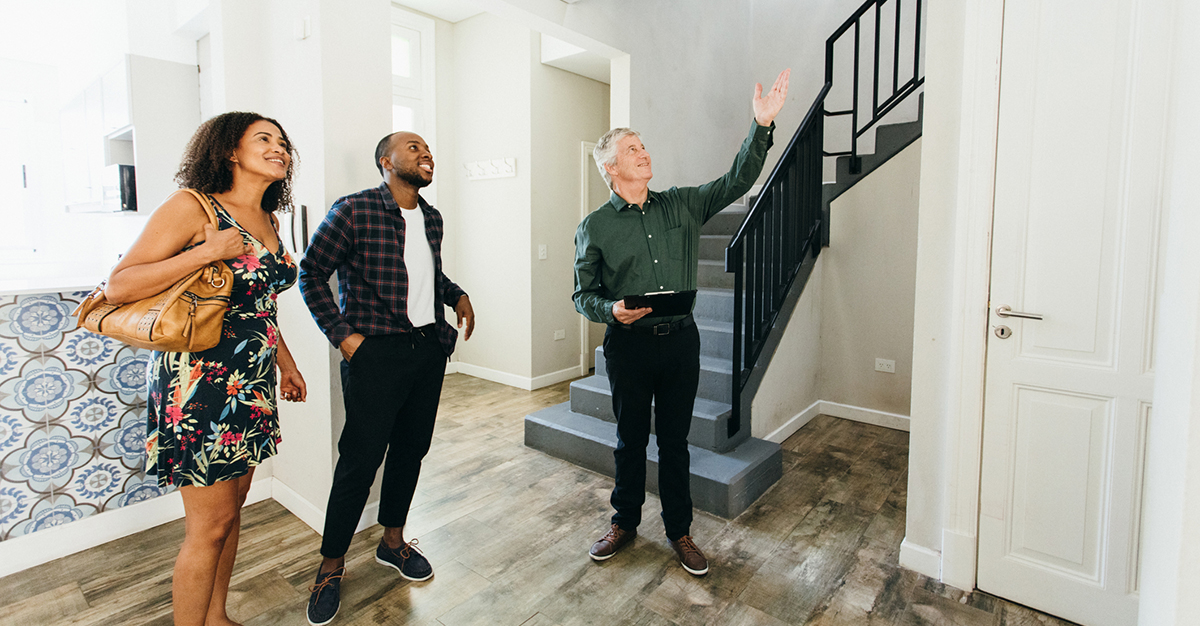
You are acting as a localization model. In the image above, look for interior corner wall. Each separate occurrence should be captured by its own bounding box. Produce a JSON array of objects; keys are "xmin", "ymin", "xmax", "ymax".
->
[
  {"xmin": 450, "ymin": 13, "xmax": 534, "ymax": 381},
  {"xmin": 751, "ymin": 256, "xmax": 824, "ymax": 439},
  {"xmin": 821, "ymin": 139, "xmax": 921, "ymax": 416},
  {"xmin": 529, "ymin": 37, "xmax": 610, "ymax": 382}
]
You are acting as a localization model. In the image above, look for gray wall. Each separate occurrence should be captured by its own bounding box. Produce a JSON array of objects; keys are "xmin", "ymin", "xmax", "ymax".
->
[{"xmin": 535, "ymin": 0, "xmax": 871, "ymax": 189}]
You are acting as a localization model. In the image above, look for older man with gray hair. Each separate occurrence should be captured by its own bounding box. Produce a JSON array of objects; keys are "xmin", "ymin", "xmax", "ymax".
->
[{"xmin": 573, "ymin": 69, "xmax": 790, "ymax": 575}]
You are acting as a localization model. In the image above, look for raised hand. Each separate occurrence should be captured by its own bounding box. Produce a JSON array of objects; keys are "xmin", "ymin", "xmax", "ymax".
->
[{"xmin": 753, "ymin": 68, "xmax": 791, "ymax": 127}]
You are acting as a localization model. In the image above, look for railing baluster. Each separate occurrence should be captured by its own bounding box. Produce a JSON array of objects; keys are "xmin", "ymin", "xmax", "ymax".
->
[
  {"xmin": 873, "ymin": 0, "xmax": 881, "ymax": 116},
  {"xmin": 729, "ymin": 241, "xmax": 743, "ymax": 437},
  {"xmin": 894, "ymin": 0, "xmax": 902, "ymax": 96},
  {"xmin": 852, "ymin": 18, "xmax": 861, "ymax": 173},
  {"xmin": 914, "ymin": 0, "xmax": 922, "ymax": 82}
]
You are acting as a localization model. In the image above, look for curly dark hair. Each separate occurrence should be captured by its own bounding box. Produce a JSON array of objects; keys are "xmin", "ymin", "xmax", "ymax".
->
[{"xmin": 174, "ymin": 111, "xmax": 296, "ymax": 213}]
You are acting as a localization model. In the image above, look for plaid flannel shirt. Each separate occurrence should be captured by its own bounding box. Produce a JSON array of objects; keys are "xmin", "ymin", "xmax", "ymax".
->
[{"xmin": 299, "ymin": 183, "xmax": 467, "ymax": 357}]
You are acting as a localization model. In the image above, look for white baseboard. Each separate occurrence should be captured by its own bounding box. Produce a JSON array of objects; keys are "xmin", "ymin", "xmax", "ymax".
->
[
  {"xmin": 763, "ymin": 400, "xmax": 823, "ymax": 443},
  {"xmin": 530, "ymin": 365, "xmax": 583, "ymax": 390},
  {"xmin": 356, "ymin": 501, "xmax": 381, "ymax": 534},
  {"xmin": 940, "ymin": 529, "xmax": 978, "ymax": 590},
  {"xmin": 899, "ymin": 537, "xmax": 942, "ymax": 579},
  {"xmin": 444, "ymin": 361, "xmax": 460, "ymax": 375},
  {"xmin": 271, "ymin": 478, "xmax": 380, "ymax": 537},
  {"xmin": 455, "ymin": 363, "xmax": 533, "ymax": 390},
  {"xmin": 270, "ymin": 478, "xmax": 326, "ymax": 534},
  {"xmin": 820, "ymin": 401, "xmax": 911, "ymax": 432},
  {"xmin": 762, "ymin": 400, "xmax": 910, "ymax": 444},
  {"xmin": 455, "ymin": 362, "xmax": 577, "ymax": 391},
  {"xmin": 0, "ymin": 477, "xmax": 272, "ymax": 578}
]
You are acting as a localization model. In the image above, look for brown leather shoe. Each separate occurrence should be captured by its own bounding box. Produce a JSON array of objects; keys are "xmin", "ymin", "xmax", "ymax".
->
[
  {"xmin": 670, "ymin": 535, "xmax": 709, "ymax": 575},
  {"xmin": 589, "ymin": 524, "xmax": 636, "ymax": 561}
]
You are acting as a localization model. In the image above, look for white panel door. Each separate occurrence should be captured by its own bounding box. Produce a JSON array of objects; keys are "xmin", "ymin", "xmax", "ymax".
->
[{"xmin": 977, "ymin": 1, "xmax": 1164, "ymax": 625}]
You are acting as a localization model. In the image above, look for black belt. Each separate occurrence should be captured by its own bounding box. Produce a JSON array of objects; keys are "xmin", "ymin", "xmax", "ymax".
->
[{"xmin": 610, "ymin": 315, "xmax": 695, "ymax": 336}]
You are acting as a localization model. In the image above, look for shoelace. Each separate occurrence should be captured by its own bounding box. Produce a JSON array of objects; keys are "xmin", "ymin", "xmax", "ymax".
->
[
  {"xmin": 308, "ymin": 567, "xmax": 345, "ymax": 599},
  {"xmin": 676, "ymin": 536, "xmax": 701, "ymax": 555},
  {"xmin": 384, "ymin": 538, "xmax": 419, "ymax": 559},
  {"xmin": 602, "ymin": 525, "xmax": 624, "ymax": 543}
]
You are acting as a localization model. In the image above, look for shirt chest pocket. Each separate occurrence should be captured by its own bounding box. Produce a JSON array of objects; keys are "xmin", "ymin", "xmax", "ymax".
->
[{"xmin": 665, "ymin": 225, "xmax": 685, "ymax": 261}]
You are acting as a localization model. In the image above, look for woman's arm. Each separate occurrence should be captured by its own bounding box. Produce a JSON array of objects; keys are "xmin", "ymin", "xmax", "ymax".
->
[
  {"xmin": 276, "ymin": 334, "xmax": 307, "ymax": 402},
  {"xmin": 104, "ymin": 191, "xmax": 248, "ymax": 304}
]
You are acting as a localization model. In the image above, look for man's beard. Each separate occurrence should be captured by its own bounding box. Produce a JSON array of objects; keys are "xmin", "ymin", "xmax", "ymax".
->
[{"xmin": 393, "ymin": 163, "xmax": 431, "ymax": 189}]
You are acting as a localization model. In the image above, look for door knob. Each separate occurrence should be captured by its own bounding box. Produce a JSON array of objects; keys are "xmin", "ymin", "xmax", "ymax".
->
[{"xmin": 996, "ymin": 305, "xmax": 1043, "ymax": 320}]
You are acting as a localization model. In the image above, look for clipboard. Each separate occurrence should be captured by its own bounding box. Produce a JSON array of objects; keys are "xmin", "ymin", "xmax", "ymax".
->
[{"xmin": 622, "ymin": 290, "xmax": 697, "ymax": 317}]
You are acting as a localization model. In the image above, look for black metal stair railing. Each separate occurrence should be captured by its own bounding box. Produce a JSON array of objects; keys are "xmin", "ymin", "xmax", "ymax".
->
[{"xmin": 724, "ymin": 0, "xmax": 924, "ymax": 437}]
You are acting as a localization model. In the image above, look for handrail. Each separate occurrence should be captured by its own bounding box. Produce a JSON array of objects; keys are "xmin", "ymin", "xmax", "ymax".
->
[
  {"xmin": 723, "ymin": 0, "xmax": 924, "ymax": 437},
  {"xmin": 728, "ymin": 83, "xmax": 830, "ymax": 245}
]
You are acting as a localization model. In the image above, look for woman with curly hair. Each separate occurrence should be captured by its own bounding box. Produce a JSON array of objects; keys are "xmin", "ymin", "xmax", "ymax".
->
[{"xmin": 106, "ymin": 112, "xmax": 307, "ymax": 626}]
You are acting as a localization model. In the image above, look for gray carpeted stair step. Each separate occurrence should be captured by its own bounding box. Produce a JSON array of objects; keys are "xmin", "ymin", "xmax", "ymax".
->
[
  {"xmin": 567, "ymin": 374, "xmax": 742, "ymax": 452},
  {"xmin": 694, "ymin": 288, "xmax": 735, "ymax": 324},
  {"xmin": 698, "ymin": 260, "xmax": 734, "ymax": 290},
  {"xmin": 592, "ymin": 349, "xmax": 732, "ymax": 404},
  {"xmin": 524, "ymin": 403, "xmax": 783, "ymax": 518},
  {"xmin": 700, "ymin": 234, "xmax": 729, "ymax": 262},
  {"xmin": 696, "ymin": 318, "xmax": 733, "ymax": 360},
  {"xmin": 700, "ymin": 207, "xmax": 748, "ymax": 236}
]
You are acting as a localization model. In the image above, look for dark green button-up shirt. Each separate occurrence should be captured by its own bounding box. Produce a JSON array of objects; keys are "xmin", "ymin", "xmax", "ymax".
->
[{"xmin": 573, "ymin": 120, "xmax": 775, "ymax": 325}]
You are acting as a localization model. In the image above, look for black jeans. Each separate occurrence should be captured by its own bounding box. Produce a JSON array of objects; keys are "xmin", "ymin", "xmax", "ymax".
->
[
  {"xmin": 319, "ymin": 329, "xmax": 446, "ymax": 559},
  {"xmin": 603, "ymin": 323, "xmax": 701, "ymax": 541}
]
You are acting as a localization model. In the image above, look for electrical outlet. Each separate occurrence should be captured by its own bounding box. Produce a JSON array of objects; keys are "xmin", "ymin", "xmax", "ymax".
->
[
  {"xmin": 538, "ymin": 244, "xmax": 548, "ymax": 260},
  {"xmin": 553, "ymin": 329, "xmax": 565, "ymax": 341},
  {"xmin": 875, "ymin": 358, "xmax": 896, "ymax": 374}
]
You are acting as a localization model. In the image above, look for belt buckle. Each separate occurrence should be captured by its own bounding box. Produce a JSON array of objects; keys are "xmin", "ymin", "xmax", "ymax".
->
[{"xmin": 653, "ymin": 322, "xmax": 671, "ymax": 336}]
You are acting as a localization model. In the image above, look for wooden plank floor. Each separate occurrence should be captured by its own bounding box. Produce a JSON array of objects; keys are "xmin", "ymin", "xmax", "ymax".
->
[{"xmin": 0, "ymin": 374, "xmax": 1080, "ymax": 626}]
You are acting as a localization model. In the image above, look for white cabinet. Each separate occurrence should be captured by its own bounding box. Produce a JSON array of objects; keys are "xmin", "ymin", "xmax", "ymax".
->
[{"xmin": 63, "ymin": 54, "xmax": 200, "ymax": 213}]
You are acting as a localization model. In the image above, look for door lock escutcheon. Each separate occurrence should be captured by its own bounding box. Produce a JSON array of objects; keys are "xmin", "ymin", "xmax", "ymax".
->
[{"xmin": 994, "ymin": 325, "xmax": 1012, "ymax": 339}]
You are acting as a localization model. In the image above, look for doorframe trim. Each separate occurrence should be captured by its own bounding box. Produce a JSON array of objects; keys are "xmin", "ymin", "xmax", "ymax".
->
[
  {"xmin": 578, "ymin": 140, "xmax": 599, "ymax": 376},
  {"xmin": 936, "ymin": 0, "xmax": 1006, "ymax": 592}
]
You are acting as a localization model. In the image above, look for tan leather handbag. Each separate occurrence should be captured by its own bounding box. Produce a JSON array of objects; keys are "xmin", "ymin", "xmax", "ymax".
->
[{"xmin": 73, "ymin": 189, "xmax": 235, "ymax": 352}]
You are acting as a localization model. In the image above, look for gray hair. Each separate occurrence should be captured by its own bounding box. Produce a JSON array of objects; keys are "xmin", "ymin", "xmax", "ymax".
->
[{"xmin": 593, "ymin": 127, "xmax": 640, "ymax": 190}]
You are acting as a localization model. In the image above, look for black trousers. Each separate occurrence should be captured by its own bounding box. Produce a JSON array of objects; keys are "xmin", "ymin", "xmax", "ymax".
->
[
  {"xmin": 603, "ymin": 323, "xmax": 701, "ymax": 541},
  {"xmin": 319, "ymin": 329, "xmax": 446, "ymax": 559}
]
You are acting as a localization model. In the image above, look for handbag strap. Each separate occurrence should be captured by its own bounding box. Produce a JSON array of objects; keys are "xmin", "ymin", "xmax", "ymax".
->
[{"xmin": 180, "ymin": 188, "xmax": 222, "ymax": 229}]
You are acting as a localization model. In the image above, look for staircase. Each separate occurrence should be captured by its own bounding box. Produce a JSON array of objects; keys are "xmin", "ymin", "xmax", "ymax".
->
[
  {"xmin": 524, "ymin": 199, "xmax": 783, "ymax": 519},
  {"xmin": 525, "ymin": 0, "xmax": 924, "ymax": 520}
]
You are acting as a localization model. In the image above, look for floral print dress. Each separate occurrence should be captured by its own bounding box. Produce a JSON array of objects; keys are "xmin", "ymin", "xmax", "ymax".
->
[{"xmin": 145, "ymin": 197, "xmax": 297, "ymax": 488}]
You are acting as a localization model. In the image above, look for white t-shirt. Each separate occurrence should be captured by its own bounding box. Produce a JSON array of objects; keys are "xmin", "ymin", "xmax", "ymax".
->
[{"xmin": 400, "ymin": 207, "xmax": 436, "ymax": 327}]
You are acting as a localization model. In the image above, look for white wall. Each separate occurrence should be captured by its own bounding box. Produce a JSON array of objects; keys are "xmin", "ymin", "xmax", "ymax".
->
[
  {"xmin": 433, "ymin": 17, "xmax": 461, "ymax": 315},
  {"xmin": 752, "ymin": 257, "xmax": 824, "ymax": 440},
  {"xmin": 529, "ymin": 38, "xmax": 609, "ymax": 382},
  {"xmin": 0, "ymin": 0, "xmax": 199, "ymax": 286},
  {"xmin": 1138, "ymin": 1, "xmax": 1200, "ymax": 622},
  {"xmin": 822, "ymin": 139, "xmax": 921, "ymax": 415},
  {"xmin": 749, "ymin": 138, "xmax": 921, "ymax": 442},
  {"xmin": 449, "ymin": 13, "xmax": 535, "ymax": 382},
  {"xmin": 202, "ymin": 0, "xmax": 392, "ymax": 529}
]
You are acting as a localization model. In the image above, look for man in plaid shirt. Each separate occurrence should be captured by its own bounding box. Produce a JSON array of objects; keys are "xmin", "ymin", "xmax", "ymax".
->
[{"xmin": 299, "ymin": 131, "xmax": 474, "ymax": 625}]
